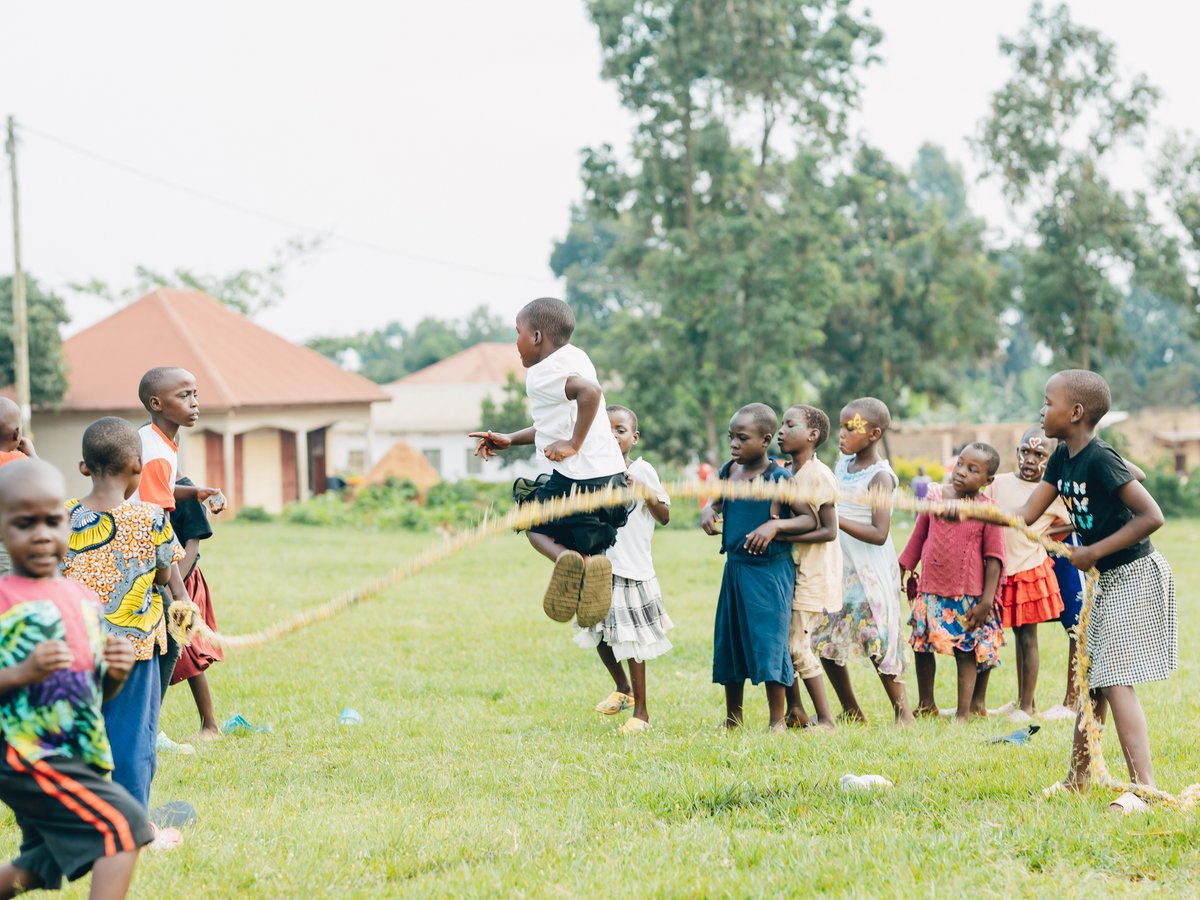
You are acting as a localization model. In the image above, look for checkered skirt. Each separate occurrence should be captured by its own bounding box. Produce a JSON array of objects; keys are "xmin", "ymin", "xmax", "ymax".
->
[
  {"xmin": 573, "ymin": 575, "xmax": 674, "ymax": 662},
  {"xmin": 1087, "ymin": 552, "xmax": 1177, "ymax": 689}
]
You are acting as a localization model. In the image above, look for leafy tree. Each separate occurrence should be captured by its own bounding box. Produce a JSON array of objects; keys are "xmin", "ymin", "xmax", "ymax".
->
[
  {"xmin": 0, "ymin": 275, "xmax": 69, "ymax": 407},
  {"xmin": 478, "ymin": 373, "xmax": 530, "ymax": 436}
]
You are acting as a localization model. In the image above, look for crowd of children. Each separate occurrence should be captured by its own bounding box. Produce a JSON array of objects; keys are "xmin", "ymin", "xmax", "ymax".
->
[{"xmin": 476, "ymin": 297, "xmax": 1178, "ymax": 818}]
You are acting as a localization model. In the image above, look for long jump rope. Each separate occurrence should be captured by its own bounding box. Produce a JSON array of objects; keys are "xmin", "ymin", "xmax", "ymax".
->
[{"xmin": 163, "ymin": 479, "xmax": 1200, "ymax": 809}]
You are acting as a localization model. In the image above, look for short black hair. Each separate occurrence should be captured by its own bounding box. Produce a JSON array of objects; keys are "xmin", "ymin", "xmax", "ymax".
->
[
  {"xmin": 606, "ymin": 404, "xmax": 638, "ymax": 432},
  {"xmin": 517, "ymin": 297, "xmax": 575, "ymax": 347},
  {"xmin": 844, "ymin": 397, "xmax": 891, "ymax": 432},
  {"xmin": 1019, "ymin": 425, "xmax": 1056, "ymax": 452},
  {"xmin": 963, "ymin": 441, "xmax": 1001, "ymax": 477},
  {"xmin": 1054, "ymin": 369, "xmax": 1111, "ymax": 426},
  {"xmin": 82, "ymin": 417, "xmax": 141, "ymax": 477},
  {"xmin": 732, "ymin": 403, "xmax": 778, "ymax": 438},
  {"xmin": 787, "ymin": 404, "xmax": 830, "ymax": 448},
  {"xmin": 138, "ymin": 366, "xmax": 190, "ymax": 411}
]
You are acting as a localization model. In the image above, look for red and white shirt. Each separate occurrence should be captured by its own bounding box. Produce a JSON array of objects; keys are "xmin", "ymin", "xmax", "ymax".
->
[{"xmin": 131, "ymin": 423, "xmax": 177, "ymax": 511}]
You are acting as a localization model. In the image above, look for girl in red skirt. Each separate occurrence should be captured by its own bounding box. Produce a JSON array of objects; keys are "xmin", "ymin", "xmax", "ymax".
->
[
  {"xmin": 170, "ymin": 476, "xmax": 224, "ymax": 740},
  {"xmin": 985, "ymin": 428, "xmax": 1070, "ymax": 720}
]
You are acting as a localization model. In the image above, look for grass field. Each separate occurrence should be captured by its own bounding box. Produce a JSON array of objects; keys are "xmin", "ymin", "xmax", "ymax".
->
[{"xmin": 10, "ymin": 517, "xmax": 1199, "ymax": 896}]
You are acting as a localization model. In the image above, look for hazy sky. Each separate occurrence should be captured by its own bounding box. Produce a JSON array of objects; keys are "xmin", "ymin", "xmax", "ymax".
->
[{"xmin": 1, "ymin": 1, "xmax": 1195, "ymax": 344}]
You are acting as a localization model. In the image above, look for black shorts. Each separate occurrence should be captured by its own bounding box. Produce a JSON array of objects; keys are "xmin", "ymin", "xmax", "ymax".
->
[
  {"xmin": 0, "ymin": 744, "xmax": 152, "ymax": 889},
  {"xmin": 513, "ymin": 471, "xmax": 630, "ymax": 557}
]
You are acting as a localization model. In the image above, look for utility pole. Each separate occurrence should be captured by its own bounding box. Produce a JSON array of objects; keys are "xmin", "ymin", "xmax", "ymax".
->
[{"xmin": 5, "ymin": 116, "xmax": 31, "ymax": 438}]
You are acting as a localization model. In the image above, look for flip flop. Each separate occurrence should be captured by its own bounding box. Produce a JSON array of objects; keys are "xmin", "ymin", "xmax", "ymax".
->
[
  {"xmin": 221, "ymin": 714, "xmax": 273, "ymax": 735},
  {"xmin": 543, "ymin": 551, "xmax": 585, "ymax": 622},
  {"xmin": 150, "ymin": 800, "xmax": 198, "ymax": 829},
  {"xmin": 1109, "ymin": 791, "xmax": 1150, "ymax": 814},
  {"xmin": 595, "ymin": 691, "xmax": 634, "ymax": 715},
  {"xmin": 575, "ymin": 555, "xmax": 613, "ymax": 627},
  {"xmin": 617, "ymin": 717, "xmax": 650, "ymax": 736}
]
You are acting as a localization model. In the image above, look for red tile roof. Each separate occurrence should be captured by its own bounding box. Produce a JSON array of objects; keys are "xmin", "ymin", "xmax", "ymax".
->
[
  {"xmin": 59, "ymin": 289, "xmax": 389, "ymax": 411},
  {"xmin": 392, "ymin": 342, "xmax": 525, "ymax": 386}
]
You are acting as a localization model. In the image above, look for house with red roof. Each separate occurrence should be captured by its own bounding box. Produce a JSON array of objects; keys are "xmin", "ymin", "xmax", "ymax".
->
[{"xmin": 31, "ymin": 289, "xmax": 388, "ymax": 513}]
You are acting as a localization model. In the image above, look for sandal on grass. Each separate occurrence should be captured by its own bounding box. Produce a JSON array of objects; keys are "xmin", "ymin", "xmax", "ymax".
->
[
  {"xmin": 1109, "ymin": 791, "xmax": 1150, "ymax": 814},
  {"xmin": 575, "ymin": 555, "xmax": 613, "ymax": 627},
  {"xmin": 618, "ymin": 717, "xmax": 650, "ymax": 736},
  {"xmin": 543, "ymin": 551, "xmax": 585, "ymax": 622},
  {"xmin": 148, "ymin": 825, "xmax": 184, "ymax": 852},
  {"xmin": 595, "ymin": 691, "xmax": 634, "ymax": 715}
]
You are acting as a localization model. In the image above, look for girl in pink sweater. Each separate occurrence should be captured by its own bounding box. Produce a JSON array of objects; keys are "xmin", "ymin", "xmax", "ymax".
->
[{"xmin": 899, "ymin": 443, "xmax": 1007, "ymax": 722}]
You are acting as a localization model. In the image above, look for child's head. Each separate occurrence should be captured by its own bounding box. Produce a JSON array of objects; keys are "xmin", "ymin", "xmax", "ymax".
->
[
  {"xmin": 728, "ymin": 403, "xmax": 777, "ymax": 464},
  {"xmin": 0, "ymin": 459, "xmax": 68, "ymax": 578},
  {"xmin": 0, "ymin": 397, "xmax": 21, "ymax": 452},
  {"xmin": 779, "ymin": 404, "xmax": 830, "ymax": 456},
  {"xmin": 837, "ymin": 397, "xmax": 890, "ymax": 456},
  {"xmin": 81, "ymin": 417, "xmax": 143, "ymax": 498},
  {"xmin": 951, "ymin": 441, "xmax": 1000, "ymax": 497},
  {"xmin": 1041, "ymin": 369, "xmax": 1110, "ymax": 439},
  {"xmin": 515, "ymin": 298, "xmax": 575, "ymax": 367},
  {"xmin": 1016, "ymin": 425, "xmax": 1055, "ymax": 483},
  {"xmin": 138, "ymin": 367, "xmax": 200, "ymax": 428},
  {"xmin": 607, "ymin": 405, "xmax": 639, "ymax": 457}
]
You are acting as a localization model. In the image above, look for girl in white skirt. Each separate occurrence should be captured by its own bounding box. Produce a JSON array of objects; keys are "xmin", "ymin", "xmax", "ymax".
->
[
  {"xmin": 574, "ymin": 406, "xmax": 672, "ymax": 735},
  {"xmin": 1022, "ymin": 370, "xmax": 1177, "ymax": 814}
]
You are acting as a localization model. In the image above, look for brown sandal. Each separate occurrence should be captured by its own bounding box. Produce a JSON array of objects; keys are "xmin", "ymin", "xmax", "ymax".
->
[
  {"xmin": 576, "ymin": 555, "xmax": 614, "ymax": 627},
  {"xmin": 543, "ymin": 552, "xmax": 584, "ymax": 622}
]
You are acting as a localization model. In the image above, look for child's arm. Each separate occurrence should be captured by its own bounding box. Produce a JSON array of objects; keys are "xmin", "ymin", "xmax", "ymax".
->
[
  {"xmin": 1068, "ymin": 480, "xmax": 1164, "ymax": 572},
  {"xmin": 897, "ymin": 513, "xmax": 930, "ymax": 581},
  {"xmin": 1122, "ymin": 458, "xmax": 1147, "ymax": 483},
  {"xmin": 469, "ymin": 427, "xmax": 536, "ymax": 461},
  {"xmin": 0, "ymin": 640, "xmax": 73, "ymax": 693},
  {"xmin": 173, "ymin": 483, "xmax": 223, "ymax": 514},
  {"xmin": 15, "ymin": 436, "xmax": 35, "ymax": 458},
  {"xmin": 626, "ymin": 470, "xmax": 669, "ymax": 525},
  {"xmin": 700, "ymin": 502, "xmax": 721, "ymax": 535},
  {"xmin": 1018, "ymin": 481, "xmax": 1060, "ymax": 526},
  {"xmin": 101, "ymin": 635, "xmax": 135, "ymax": 701},
  {"xmin": 839, "ymin": 471, "xmax": 893, "ymax": 546},
  {"xmin": 744, "ymin": 509, "xmax": 817, "ymax": 555},
  {"xmin": 778, "ymin": 502, "xmax": 837, "ymax": 544},
  {"xmin": 965, "ymin": 557, "xmax": 1003, "ymax": 630},
  {"xmin": 541, "ymin": 375, "xmax": 602, "ymax": 462},
  {"xmin": 179, "ymin": 538, "xmax": 201, "ymax": 578}
]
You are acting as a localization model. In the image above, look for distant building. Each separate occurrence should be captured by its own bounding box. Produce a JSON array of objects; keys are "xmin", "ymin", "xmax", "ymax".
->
[
  {"xmin": 27, "ymin": 289, "xmax": 388, "ymax": 513},
  {"xmin": 330, "ymin": 342, "xmax": 543, "ymax": 482}
]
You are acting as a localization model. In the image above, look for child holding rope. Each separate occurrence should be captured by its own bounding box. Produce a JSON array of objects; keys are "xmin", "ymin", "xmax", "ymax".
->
[
  {"xmin": 1024, "ymin": 370, "xmax": 1176, "ymax": 814},
  {"xmin": 703, "ymin": 404, "xmax": 814, "ymax": 732},
  {"xmin": 574, "ymin": 406, "xmax": 672, "ymax": 735},
  {"xmin": 900, "ymin": 443, "xmax": 1006, "ymax": 722},
  {"xmin": 471, "ymin": 298, "xmax": 628, "ymax": 629},
  {"xmin": 810, "ymin": 398, "xmax": 913, "ymax": 726},
  {"xmin": 984, "ymin": 427, "xmax": 1069, "ymax": 722}
]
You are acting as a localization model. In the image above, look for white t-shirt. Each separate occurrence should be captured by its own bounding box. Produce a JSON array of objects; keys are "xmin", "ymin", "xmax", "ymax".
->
[
  {"xmin": 130, "ymin": 423, "xmax": 178, "ymax": 511},
  {"xmin": 608, "ymin": 458, "xmax": 669, "ymax": 581},
  {"xmin": 525, "ymin": 344, "xmax": 625, "ymax": 480}
]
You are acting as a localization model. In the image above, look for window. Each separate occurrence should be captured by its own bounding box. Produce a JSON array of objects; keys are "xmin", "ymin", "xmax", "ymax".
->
[
  {"xmin": 348, "ymin": 450, "xmax": 366, "ymax": 473},
  {"xmin": 466, "ymin": 448, "xmax": 483, "ymax": 475},
  {"xmin": 422, "ymin": 448, "xmax": 442, "ymax": 474}
]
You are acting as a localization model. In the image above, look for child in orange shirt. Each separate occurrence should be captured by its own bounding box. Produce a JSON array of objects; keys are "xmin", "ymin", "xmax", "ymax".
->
[{"xmin": 0, "ymin": 398, "xmax": 37, "ymax": 577}]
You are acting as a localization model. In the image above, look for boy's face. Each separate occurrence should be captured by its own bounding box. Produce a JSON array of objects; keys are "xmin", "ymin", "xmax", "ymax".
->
[
  {"xmin": 728, "ymin": 413, "xmax": 771, "ymax": 464},
  {"xmin": 514, "ymin": 316, "xmax": 542, "ymax": 368},
  {"xmin": 0, "ymin": 407, "xmax": 20, "ymax": 453},
  {"xmin": 778, "ymin": 408, "xmax": 816, "ymax": 455},
  {"xmin": 1016, "ymin": 434, "xmax": 1052, "ymax": 483},
  {"xmin": 150, "ymin": 371, "xmax": 200, "ymax": 428},
  {"xmin": 1040, "ymin": 376, "xmax": 1077, "ymax": 439},
  {"xmin": 952, "ymin": 448, "xmax": 994, "ymax": 496},
  {"xmin": 608, "ymin": 412, "xmax": 638, "ymax": 456},
  {"xmin": 1, "ymin": 478, "xmax": 68, "ymax": 578},
  {"xmin": 838, "ymin": 406, "xmax": 878, "ymax": 455}
]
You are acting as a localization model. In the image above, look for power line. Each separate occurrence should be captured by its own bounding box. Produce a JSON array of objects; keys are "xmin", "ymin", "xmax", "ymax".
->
[{"xmin": 14, "ymin": 122, "xmax": 559, "ymax": 285}]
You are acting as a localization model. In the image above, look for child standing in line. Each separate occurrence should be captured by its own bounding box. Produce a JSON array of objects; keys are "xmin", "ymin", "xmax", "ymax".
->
[
  {"xmin": 810, "ymin": 398, "xmax": 913, "ymax": 726},
  {"xmin": 985, "ymin": 427, "xmax": 1069, "ymax": 722},
  {"xmin": 168, "ymin": 476, "xmax": 224, "ymax": 741},
  {"xmin": 773, "ymin": 404, "xmax": 840, "ymax": 730},
  {"xmin": 60, "ymin": 418, "xmax": 186, "ymax": 848},
  {"xmin": 574, "ymin": 406, "xmax": 672, "ymax": 735},
  {"xmin": 0, "ymin": 398, "xmax": 37, "ymax": 578},
  {"xmin": 0, "ymin": 459, "xmax": 151, "ymax": 897},
  {"xmin": 1022, "ymin": 370, "xmax": 1175, "ymax": 814},
  {"xmin": 703, "ymin": 404, "xmax": 814, "ymax": 732},
  {"xmin": 900, "ymin": 443, "xmax": 1007, "ymax": 722},
  {"xmin": 470, "ymin": 298, "xmax": 628, "ymax": 629}
]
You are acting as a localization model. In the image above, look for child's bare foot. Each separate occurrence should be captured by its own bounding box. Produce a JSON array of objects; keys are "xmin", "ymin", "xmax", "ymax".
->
[
  {"xmin": 894, "ymin": 711, "xmax": 915, "ymax": 728},
  {"xmin": 186, "ymin": 725, "xmax": 221, "ymax": 743},
  {"xmin": 1043, "ymin": 772, "xmax": 1090, "ymax": 798},
  {"xmin": 836, "ymin": 707, "xmax": 868, "ymax": 725},
  {"xmin": 913, "ymin": 704, "xmax": 940, "ymax": 719},
  {"xmin": 768, "ymin": 720, "xmax": 786, "ymax": 735},
  {"xmin": 784, "ymin": 709, "xmax": 810, "ymax": 729}
]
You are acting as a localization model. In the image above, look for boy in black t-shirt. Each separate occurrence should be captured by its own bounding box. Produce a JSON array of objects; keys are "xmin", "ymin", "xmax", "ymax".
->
[{"xmin": 1020, "ymin": 370, "xmax": 1176, "ymax": 813}]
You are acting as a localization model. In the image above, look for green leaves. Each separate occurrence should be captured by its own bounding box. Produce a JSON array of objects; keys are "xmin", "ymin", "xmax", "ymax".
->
[{"xmin": 0, "ymin": 275, "xmax": 69, "ymax": 408}]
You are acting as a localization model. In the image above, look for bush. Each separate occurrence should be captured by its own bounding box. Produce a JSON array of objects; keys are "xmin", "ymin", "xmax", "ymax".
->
[
  {"xmin": 280, "ymin": 478, "xmax": 514, "ymax": 531},
  {"xmin": 1141, "ymin": 467, "xmax": 1200, "ymax": 518},
  {"xmin": 235, "ymin": 505, "xmax": 273, "ymax": 523},
  {"xmin": 890, "ymin": 456, "xmax": 945, "ymax": 488}
]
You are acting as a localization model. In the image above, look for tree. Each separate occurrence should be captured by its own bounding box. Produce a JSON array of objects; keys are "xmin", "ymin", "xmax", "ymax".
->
[
  {"xmin": 73, "ymin": 235, "xmax": 323, "ymax": 317},
  {"xmin": 0, "ymin": 275, "xmax": 69, "ymax": 407},
  {"xmin": 478, "ymin": 373, "xmax": 530, "ymax": 436}
]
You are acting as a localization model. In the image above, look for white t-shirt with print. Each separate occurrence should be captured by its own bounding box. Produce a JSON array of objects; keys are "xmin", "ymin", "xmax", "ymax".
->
[
  {"xmin": 525, "ymin": 344, "xmax": 625, "ymax": 480},
  {"xmin": 607, "ymin": 458, "xmax": 669, "ymax": 581}
]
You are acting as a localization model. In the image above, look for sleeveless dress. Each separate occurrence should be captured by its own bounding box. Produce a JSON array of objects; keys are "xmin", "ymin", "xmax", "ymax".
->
[{"xmin": 810, "ymin": 456, "xmax": 906, "ymax": 678}]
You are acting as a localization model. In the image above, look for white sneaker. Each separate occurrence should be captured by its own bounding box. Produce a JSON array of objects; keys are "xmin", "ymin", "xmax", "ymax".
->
[
  {"xmin": 1041, "ymin": 704, "xmax": 1077, "ymax": 721},
  {"xmin": 989, "ymin": 700, "xmax": 1018, "ymax": 717},
  {"xmin": 156, "ymin": 731, "xmax": 196, "ymax": 755},
  {"xmin": 1008, "ymin": 709, "xmax": 1033, "ymax": 724}
]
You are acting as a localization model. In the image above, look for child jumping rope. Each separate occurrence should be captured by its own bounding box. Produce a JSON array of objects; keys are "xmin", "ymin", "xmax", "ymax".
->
[
  {"xmin": 471, "ymin": 298, "xmax": 628, "ymax": 629},
  {"xmin": 574, "ymin": 406, "xmax": 672, "ymax": 735},
  {"xmin": 810, "ymin": 398, "xmax": 913, "ymax": 726},
  {"xmin": 900, "ymin": 442, "xmax": 1006, "ymax": 722},
  {"xmin": 702, "ymin": 404, "xmax": 814, "ymax": 733},
  {"xmin": 1023, "ymin": 370, "xmax": 1175, "ymax": 814},
  {"xmin": 985, "ymin": 427, "xmax": 1069, "ymax": 721}
]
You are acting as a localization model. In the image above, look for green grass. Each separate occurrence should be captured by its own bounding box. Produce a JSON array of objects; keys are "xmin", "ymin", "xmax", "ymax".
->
[{"xmin": 11, "ymin": 519, "xmax": 1200, "ymax": 896}]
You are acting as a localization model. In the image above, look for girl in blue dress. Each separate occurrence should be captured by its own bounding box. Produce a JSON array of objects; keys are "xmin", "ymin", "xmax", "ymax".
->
[{"xmin": 702, "ymin": 404, "xmax": 815, "ymax": 732}]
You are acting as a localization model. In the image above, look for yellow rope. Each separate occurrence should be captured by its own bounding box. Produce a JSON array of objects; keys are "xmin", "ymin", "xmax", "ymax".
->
[{"xmin": 165, "ymin": 478, "xmax": 1196, "ymax": 808}]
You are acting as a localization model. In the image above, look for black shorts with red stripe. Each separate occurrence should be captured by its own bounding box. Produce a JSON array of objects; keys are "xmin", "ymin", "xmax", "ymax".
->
[{"xmin": 0, "ymin": 743, "xmax": 152, "ymax": 889}]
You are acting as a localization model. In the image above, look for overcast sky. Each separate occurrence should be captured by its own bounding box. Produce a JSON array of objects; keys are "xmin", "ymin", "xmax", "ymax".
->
[{"xmin": 1, "ymin": 1, "xmax": 1195, "ymax": 344}]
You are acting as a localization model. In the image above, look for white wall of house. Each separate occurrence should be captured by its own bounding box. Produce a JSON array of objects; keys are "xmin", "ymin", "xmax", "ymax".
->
[{"xmin": 242, "ymin": 428, "xmax": 283, "ymax": 512}]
